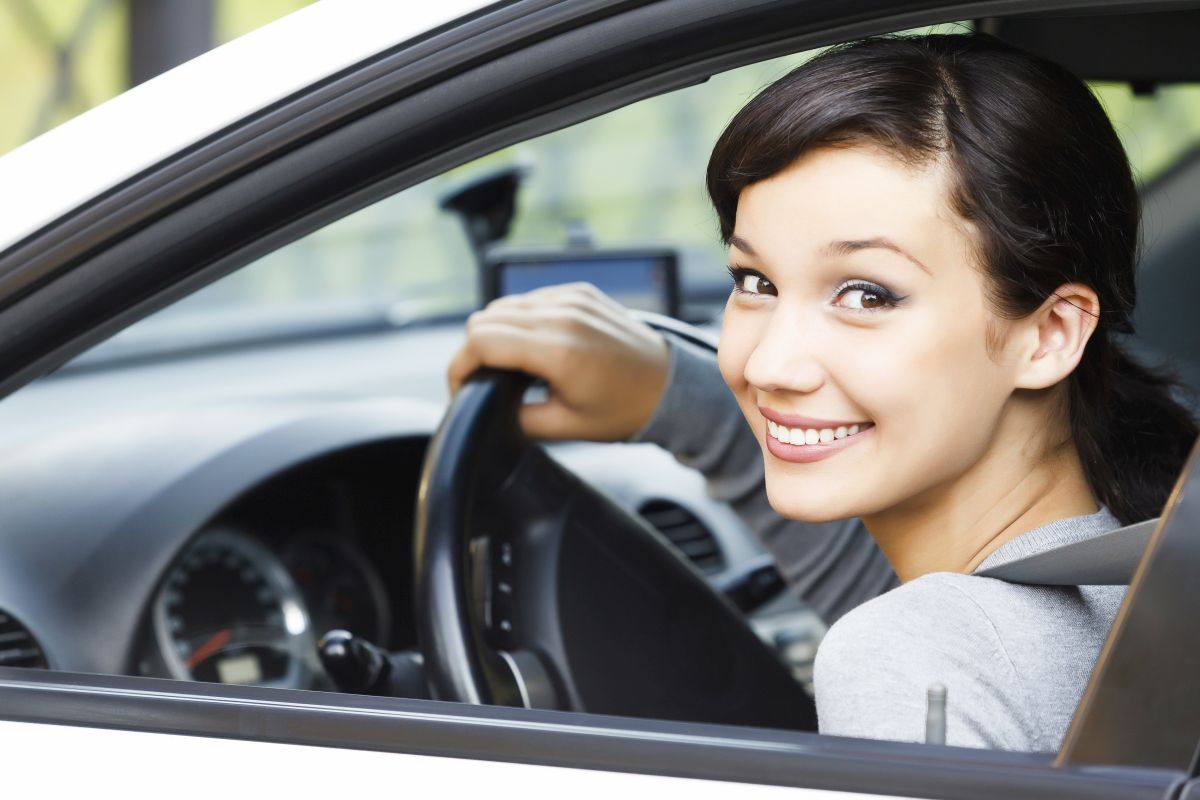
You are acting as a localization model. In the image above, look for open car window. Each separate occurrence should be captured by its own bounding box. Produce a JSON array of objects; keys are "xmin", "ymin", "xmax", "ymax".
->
[
  {"xmin": 1, "ymin": 3, "xmax": 1199, "ymax": 797},
  {"xmin": 68, "ymin": 28, "xmax": 1200, "ymax": 373},
  {"xmin": 72, "ymin": 23, "xmax": 981, "ymax": 367}
]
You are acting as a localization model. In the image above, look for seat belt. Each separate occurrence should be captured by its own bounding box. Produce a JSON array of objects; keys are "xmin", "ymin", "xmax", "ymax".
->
[{"xmin": 975, "ymin": 517, "xmax": 1159, "ymax": 585}]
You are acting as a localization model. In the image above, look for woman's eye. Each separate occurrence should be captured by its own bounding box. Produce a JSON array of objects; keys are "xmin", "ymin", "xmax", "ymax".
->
[
  {"xmin": 727, "ymin": 266, "xmax": 776, "ymax": 297},
  {"xmin": 832, "ymin": 280, "xmax": 903, "ymax": 311}
]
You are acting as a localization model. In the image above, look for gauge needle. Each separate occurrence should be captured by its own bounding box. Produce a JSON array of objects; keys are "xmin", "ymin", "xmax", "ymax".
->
[{"xmin": 186, "ymin": 628, "xmax": 232, "ymax": 669}]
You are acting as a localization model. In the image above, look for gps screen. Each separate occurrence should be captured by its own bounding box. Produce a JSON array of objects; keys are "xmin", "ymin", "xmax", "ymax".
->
[{"xmin": 492, "ymin": 253, "xmax": 676, "ymax": 315}]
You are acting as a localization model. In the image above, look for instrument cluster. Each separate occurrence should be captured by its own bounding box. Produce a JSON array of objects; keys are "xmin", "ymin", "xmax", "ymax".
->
[
  {"xmin": 136, "ymin": 439, "xmax": 423, "ymax": 689},
  {"xmin": 149, "ymin": 526, "xmax": 392, "ymax": 690}
]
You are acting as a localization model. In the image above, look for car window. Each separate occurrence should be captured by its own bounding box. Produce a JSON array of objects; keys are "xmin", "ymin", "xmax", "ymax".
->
[
  {"xmin": 74, "ymin": 27, "xmax": 1200, "ymax": 369},
  {"xmin": 6, "ymin": 13, "xmax": 1197, "ymax": 779},
  {"xmin": 78, "ymin": 23, "xmax": 988, "ymax": 364},
  {"xmin": 1093, "ymin": 81, "xmax": 1200, "ymax": 182}
]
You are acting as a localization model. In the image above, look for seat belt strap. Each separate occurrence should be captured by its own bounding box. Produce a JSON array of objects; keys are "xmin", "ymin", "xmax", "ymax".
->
[{"xmin": 975, "ymin": 517, "xmax": 1158, "ymax": 585}]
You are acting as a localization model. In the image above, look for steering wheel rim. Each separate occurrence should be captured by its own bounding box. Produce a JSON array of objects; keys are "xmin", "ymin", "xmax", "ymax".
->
[
  {"xmin": 414, "ymin": 315, "xmax": 816, "ymax": 728},
  {"xmin": 413, "ymin": 365, "xmax": 531, "ymax": 703}
]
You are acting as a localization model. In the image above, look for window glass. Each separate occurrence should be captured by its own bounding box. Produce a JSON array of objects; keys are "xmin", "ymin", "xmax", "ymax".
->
[
  {"xmin": 76, "ymin": 22, "xmax": 1200, "ymax": 369},
  {"xmin": 1093, "ymin": 82, "xmax": 1200, "ymax": 183},
  {"xmin": 89, "ymin": 24, "xmax": 977, "ymax": 360}
]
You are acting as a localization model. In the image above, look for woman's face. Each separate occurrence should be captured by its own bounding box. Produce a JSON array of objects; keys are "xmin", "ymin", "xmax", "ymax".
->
[{"xmin": 718, "ymin": 143, "xmax": 1022, "ymax": 523}]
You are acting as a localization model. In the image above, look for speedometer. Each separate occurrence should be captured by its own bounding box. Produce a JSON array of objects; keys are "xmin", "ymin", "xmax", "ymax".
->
[{"xmin": 153, "ymin": 529, "xmax": 316, "ymax": 688}]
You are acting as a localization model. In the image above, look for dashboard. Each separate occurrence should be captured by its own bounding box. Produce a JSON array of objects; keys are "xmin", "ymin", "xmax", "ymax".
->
[
  {"xmin": 135, "ymin": 440, "xmax": 419, "ymax": 690},
  {"xmin": 0, "ymin": 321, "xmax": 821, "ymax": 695}
]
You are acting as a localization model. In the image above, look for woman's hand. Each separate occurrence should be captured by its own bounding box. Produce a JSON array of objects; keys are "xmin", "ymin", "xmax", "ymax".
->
[{"xmin": 447, "ymin": 282, "xmax": 670, "ymax": 441}]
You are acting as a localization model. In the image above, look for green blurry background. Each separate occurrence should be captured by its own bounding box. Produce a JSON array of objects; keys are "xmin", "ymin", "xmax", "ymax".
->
[
  {"xmin": 0, "ymin": 0, "xmax": 315, "ymax": 156},
  {"xmin": 3, "ymin": 5, "xmax": 1199, "ymax": 330}
]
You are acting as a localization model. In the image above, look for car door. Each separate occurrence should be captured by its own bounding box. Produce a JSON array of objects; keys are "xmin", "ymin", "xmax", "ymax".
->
[{"xmin": 0, "ymin": 1, "xmax": 1197, "ymax": 797}]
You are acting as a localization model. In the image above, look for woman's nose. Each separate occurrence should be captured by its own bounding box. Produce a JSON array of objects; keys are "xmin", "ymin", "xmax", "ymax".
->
[{"xmin": 742, "ymin": 308, "xmax": 826, "ymax": 394}]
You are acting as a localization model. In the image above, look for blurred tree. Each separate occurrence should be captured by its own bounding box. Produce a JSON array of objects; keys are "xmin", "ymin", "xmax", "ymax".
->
[
  {"xmin": 2, "ymin": 0, "xmax": 122, "ymax": 143},
  {"xmin": 0, "ymin": 0, "xmax": 313, "ymax": 156}
]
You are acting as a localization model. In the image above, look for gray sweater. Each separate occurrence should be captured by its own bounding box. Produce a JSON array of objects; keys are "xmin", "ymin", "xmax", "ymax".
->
[
  {"xmin": 631, "ymin": 333, "xmax": 1125, "ymax": 751},
  {"xmin": 814, "ymin": 506, "xmax": 1124, "ymax": 751}
]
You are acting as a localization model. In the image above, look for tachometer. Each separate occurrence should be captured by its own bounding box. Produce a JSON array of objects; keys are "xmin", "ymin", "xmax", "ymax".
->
[{"xmin": 153, "ymin": 529, "xmax": 315, "ymax": 687}]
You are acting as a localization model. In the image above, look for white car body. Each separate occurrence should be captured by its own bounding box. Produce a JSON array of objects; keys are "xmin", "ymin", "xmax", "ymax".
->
[
  {"xmin": 2, "ymin": 720, "xmax": 902, "ymax": 798},
  {"xmin": 0, "ymin": 0, "xmax": 489, "ymax": 254}
]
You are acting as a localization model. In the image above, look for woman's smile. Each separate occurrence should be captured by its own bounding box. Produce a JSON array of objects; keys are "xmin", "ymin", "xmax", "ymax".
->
[
  {"xmin": 716, "ymin": 142, "xmax": 1004, "ymax": 522},
  {"xmin": 760, "ymin": 406, "xmax": 876, "ymax": 463}
]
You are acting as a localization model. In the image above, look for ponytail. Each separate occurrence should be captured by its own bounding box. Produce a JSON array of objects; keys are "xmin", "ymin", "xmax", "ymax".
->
[{"xmin": 1069, "ymin": 334, "xmax": 1198, "ymax": 524}]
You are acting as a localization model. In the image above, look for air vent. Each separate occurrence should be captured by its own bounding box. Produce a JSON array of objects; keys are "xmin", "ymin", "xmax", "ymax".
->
[
  {"xmin": 0, "ymin": 609, "xmax": 47, "ymax": 669},
  {"xmin": 638, "ymin": 499, "xmax": 725, "ymax": 575}
]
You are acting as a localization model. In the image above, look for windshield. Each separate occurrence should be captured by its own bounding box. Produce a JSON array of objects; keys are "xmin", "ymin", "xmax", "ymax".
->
[{"xmin": 74, "ymin": 48, "xmax": 1200, "ymax": 365}]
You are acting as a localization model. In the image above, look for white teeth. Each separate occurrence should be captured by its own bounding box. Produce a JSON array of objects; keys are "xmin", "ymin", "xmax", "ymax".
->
[{"xmin": 765, "ymin": 418, "xmax": 870, "ymax": 445}]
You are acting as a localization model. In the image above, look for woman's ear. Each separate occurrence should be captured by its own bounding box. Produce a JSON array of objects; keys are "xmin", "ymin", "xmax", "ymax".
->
[{"xmin": 1012, "ymin": 283, "xmax": 1100, "ymax": 390}]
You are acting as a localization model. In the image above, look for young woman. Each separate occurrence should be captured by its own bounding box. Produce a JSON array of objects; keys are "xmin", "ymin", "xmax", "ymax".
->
[{"xmin": 448, "ymin": 33, "xmax": 1198, "ymax": 751}]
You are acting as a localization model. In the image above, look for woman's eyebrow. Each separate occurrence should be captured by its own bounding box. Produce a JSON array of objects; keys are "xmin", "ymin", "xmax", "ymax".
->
[
  {"xmin": 730, "ymin": 233, "xmax": 930, "ymax": 274},
  {"xmin": 728, "ymin": 234, "xmax": 757, "ymax": 256},
  {"xmin": 823, "ymin": 237, "xmax": 931, "ymax": 274}
]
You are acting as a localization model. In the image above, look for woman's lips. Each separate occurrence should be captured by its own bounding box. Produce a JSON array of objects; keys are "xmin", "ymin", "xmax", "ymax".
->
[
  {"xmin": 757, "ymin": 406, "xmax": 869, "ymax": 430},
  {"xmin": 759, "ymin": 406, "xmax": 875, "ymax": 464},
  {"xmin": 764, "ymin": 424, "xmax": 874, "ymax": 463}
]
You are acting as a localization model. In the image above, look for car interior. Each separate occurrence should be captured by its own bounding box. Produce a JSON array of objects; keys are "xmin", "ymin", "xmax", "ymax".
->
[{"xmin": 0, "ymin": 6, "xmax": 1198, "ymax": 774}]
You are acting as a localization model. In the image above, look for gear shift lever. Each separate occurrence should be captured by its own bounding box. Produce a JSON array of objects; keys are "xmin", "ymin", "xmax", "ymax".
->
[{"xmin": 318, "ymin": 629, "xmax": 429, "ymax": 698}]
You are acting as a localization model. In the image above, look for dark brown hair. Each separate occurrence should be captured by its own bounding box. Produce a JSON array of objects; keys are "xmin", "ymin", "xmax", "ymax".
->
[{"xmin": 707, "ymin": 33, "xmax": 1197, "ymax": 524}]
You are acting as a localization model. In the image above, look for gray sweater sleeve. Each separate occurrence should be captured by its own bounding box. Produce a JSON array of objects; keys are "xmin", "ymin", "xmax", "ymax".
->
[{"xmin": 629, "ymin": 334, "xmax": 896, "ymax": 624}]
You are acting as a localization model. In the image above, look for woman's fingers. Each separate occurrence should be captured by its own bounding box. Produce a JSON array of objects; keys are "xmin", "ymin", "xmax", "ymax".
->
[
  {"xmin": 445, "ymin": 341, "xmax": 482, "ymax": 396},
  {"xmin": 517, "ymin": 397, "xmax": 580, "ymax": 441},
  {"xmin": 447, "ymin": 308, "xmax": 555, "ymax": 393},
  {"xmin": 446, "ymin": 321, "xmax": 569, "ymax": 394},
  {"xmin": 445, "ymin": 283, "xmax": 670, "ymax": 441}
]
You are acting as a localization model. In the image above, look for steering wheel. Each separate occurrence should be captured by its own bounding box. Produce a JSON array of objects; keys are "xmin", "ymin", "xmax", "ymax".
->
[{"xmin": 413, "ymin": 316, "xmax": 816, "ymax": 729}]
